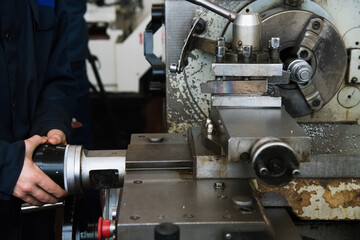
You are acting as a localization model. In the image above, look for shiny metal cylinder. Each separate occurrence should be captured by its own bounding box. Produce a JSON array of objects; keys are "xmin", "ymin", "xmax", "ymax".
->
[
  {"xmin": 64, "ymin": 145, "xmax": 83, "ymax": 194},
  {"xmin": 64, "ymin": 146, "xmax": 126, "ymax": 194},
  {"xmin": 35, "ymin": 144, "xmax": 126, "ymax": 195},
  {"xmin": 233, "ymin": 13, "xmax": 262, "ymax": 52},
  {"xmin": 287, "ymin": 59, "xmax": 313, "ymax": 84}
]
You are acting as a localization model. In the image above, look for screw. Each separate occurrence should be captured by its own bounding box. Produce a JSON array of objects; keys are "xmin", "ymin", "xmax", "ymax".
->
[
  {"xmin": 292, "ymin": 169, "xmax": 300, "ymax": 176},
  {"xmin": 243, "ymin": 45, "xmax": 252, "ymax": 58},
  {"xmin": 351, "ymin": 77, "xmax": 358, "ymax": 84},
  {"xmin": 217, "ymin": 195, "xmax": 227, "ymax": 200},
  {"xmin": 148, "ymin": 137, "xmax": 164, "ymax": 143},
  {"xmin": 239, "ymin": 152, "xmax": 250, "ymax": 162},
  {"xmin": 300, "ymin": 50, "xmax": 309, "ymax": 59},
  {"xmin": 225, "ymin": 233, "xmax": 232, "ymax": 240},
  {"xmin": 312, "ymin": 99, "xmax": 321, "ymax": 107},
  {"xmin": 269, "ymin": 37, "xmax": 280, "ymax": 49},
  {"xmin": 130, "ymin": 215, "xmax": 140, "ymax": 221},
  {"xmin": 312, "ymin": 21, "xmax": 321, "ymax": 30},
  {"xmin": 260, "ymin": 167, "xmax": 269, "ymax": 176},
  {"xmin": 214, "ymin": 181, "xmax": 225, "ymax": 189},
  {"xmin": 207, "ymin": 123, "xmax": 214, "ymax": 134},
  {"xmin": 183, "ymin": 214, "xmax": 194, "ymax": 219}
]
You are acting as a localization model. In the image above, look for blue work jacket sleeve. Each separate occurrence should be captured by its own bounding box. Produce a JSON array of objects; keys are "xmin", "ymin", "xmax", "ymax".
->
[
  {"xmin": 30, "ymin": 0, "xmax": 77, "ymax": 139},
  {"xmin": 0, "ymin": 140, "xmax": 25, "ymax": 200}
]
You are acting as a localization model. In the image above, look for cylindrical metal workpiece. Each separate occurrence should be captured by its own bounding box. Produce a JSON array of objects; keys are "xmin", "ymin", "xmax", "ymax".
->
[
  {"xmin": 287, "ymin": 59, "xmax": 313, "ymax": 84},
  {"xmin": 33, "ymin": 144, "xmax": 126, "ymax": 195},
  {"xmin": 233, "ymin": 13, "xmax": 262, "ymax": 52}
]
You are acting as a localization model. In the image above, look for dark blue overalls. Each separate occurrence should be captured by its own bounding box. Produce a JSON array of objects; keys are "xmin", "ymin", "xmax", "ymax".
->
[{"xmin": 0, "ymin": 0, "xmax": 76, "ymax": 238}]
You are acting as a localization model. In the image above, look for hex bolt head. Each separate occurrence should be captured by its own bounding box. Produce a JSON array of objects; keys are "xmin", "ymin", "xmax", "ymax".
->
[{"xmin": 352, "ymin": 77, "xmax": 359, "ymax": 84}]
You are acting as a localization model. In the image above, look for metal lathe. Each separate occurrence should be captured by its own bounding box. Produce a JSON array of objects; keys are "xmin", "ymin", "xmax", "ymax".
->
[{"xmin": 32, "ymin": 0, "xmax": 360, "ymax": 239}]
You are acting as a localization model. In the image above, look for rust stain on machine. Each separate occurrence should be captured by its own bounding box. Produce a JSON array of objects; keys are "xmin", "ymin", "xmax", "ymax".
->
[{"xmin": 255, "ymin": 179, "xmax": 360, "ymax": 220}]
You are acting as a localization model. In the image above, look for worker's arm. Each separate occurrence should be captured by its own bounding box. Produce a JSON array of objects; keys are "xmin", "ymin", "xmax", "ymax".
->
[
  {"xmin": 0, "ymin": 140, "xmax": 26, "ymax": 200},
  {"xmin": 12, "ymin": 135, "xmax": 67, "ymax": 206},
  {"xmin": 0, "ymin": 135, "xmax": 67, "ymax": 204}
]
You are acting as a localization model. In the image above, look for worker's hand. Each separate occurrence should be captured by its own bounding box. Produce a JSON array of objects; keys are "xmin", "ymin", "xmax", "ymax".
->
[
  {"xmin": 47, "ymin": 129, "xmax": 67, "ymax": 145},
  {"xmin": 12, "ymin": 135, "xmax": 67, "ymax": 206}
]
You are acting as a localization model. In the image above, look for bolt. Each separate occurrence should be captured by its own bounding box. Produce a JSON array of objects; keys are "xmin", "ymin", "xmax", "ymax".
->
[
  {"xmin": 260, "ymin": 167, "xmax": 269, "ymax": 176},
  {"xmin": 112, "ymin": 206, "xmax": 117, "ymax": 220},
  {"xmin": 239, "ymin": 152, "xmax": 250, "ymax": 162},
  {"xmin": 297, "ymin": 68, "xmax": 311, "ymax": 82},
  {"xmin": 217, "ymin": 37, "xmax": 225, "ymax": 45},
  {"xmin": 269, "ymin": 37, "xmax": 280, "ymax": 49},
  {"xmin": 214, "ymin": 181, "xmax": 225, "ymax": 189},
  {"xmin": 300, "ymin": 50, "xmax": 309, "ymax": 59},
  {"xmin": 148, "ymin": 137, "xmax": 164, "ymax": 143},
  {"xmin": 225, "ymin": 233, "xmax": 232, "ymax": 240},
  {"xmin": 351, "ymin": 77, "xmax": 359, "ymax": 84},
  {"xmin": 183, "ymin": 214, "xmax": 194, "ymax": 219},
  {"xmin": 232, "ymin": 195, "xmax": 253, "ymax": 207},
  {"xmin": 292, "ymin": 169, "xmax": 300, "ymax": 176},
  {"xmin": 207, "ymin": 123, "xmax": 214, "ymax": 134},
  {"xmin": 242, "ymin": 45, "xmax": 252, "ymax": 58},
  {"xmin": 312, "ymin": 99, "xmax": 321, "ymax": 107},
  {"xmin": 170, "ymin": 63, "xmax": 178, "ymax": 73},
  {"xmin": 217, "ymin": 195, "xmax": 227, "ymax": 200},
  {"xmin": 312, "ymin": 21, "xmax": 321, "ymax": 30}
]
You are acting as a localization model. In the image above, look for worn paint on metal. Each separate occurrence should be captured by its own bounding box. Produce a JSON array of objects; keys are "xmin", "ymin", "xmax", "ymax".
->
[
  {"xmin": 254, "ymin": 179, "xmax": 360, "ymax": 220},
  {"xmin": 167, "ymin": 2, "xmax": 246, "ymax": 133}
]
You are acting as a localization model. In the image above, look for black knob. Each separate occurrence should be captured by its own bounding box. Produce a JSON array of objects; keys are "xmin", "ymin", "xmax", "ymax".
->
[{"xmin": 155, "ymin": 222, "xmax": 179, "ymax": 240}]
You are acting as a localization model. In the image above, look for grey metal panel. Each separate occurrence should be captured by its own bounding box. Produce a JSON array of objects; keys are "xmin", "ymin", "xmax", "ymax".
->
[
  {"xmin": 127, "ymin": 133, "xmax": 193, "ymax": 170},
  {"xmin": 117, "ymin": 171, "xmax": 272, "ymax": 240},
  {"xmin": 115, "ymin": 171, "xmax": 302, "ymax": 240}
]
